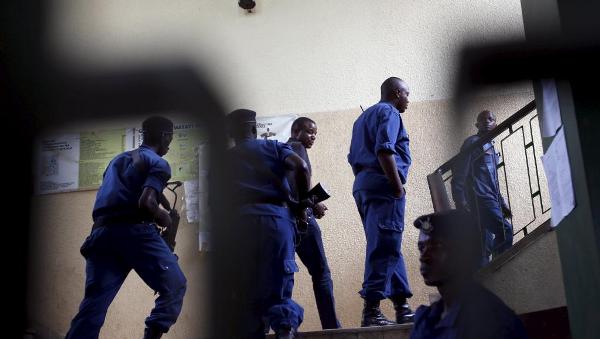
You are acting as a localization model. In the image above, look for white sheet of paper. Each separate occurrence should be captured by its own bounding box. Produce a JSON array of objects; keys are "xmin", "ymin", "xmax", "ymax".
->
[
  {"xmin": 183, "ymin": 180, "xmax": 200, "ymax": 223},
  {"xmin": 540, "ymin": 79, "xmax": 562, "ymax": 138},
  {"xmin": 541, "ymin": 127, "xmax": 576, "ymax": 227},
  {"xmin": 256, "ymin": 114, "xmax": 298, "ymax": 142},
  {"xmin": 35, "ymin": 133, "xmax": 80, "ymax": 194}
]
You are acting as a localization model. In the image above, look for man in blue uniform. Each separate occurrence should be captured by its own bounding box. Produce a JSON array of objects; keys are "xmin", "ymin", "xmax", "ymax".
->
[
  {"xmin": 348, "ymin": 77, "xmax": 414, "ymax": 326},
  {"xmin": 228, "ymin": 109, "xmax": 309, "ymax": 339},
  {"xmin": 66, "ymin": 116, "xmax": 187, "ymax": 339},
  {"xmin": 286, "ymin": 117, "xmax": 341, "ymax": 329},
  {"xmin": 451, "ymin": 110, "xmax": 513, "ymax": 265},
  {"xmin": 411, "ymin": 210, "xmax": 528, "ymax": 339}
]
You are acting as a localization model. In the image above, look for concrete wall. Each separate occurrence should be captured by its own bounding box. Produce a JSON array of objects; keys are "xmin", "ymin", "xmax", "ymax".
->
[
  {"xmin": 479, "ymin": 230, "xmax": 567, "ymax": 315},
  {"xmin": 25, "ymin": 0, "xmax": 552, "ymax": 337}
]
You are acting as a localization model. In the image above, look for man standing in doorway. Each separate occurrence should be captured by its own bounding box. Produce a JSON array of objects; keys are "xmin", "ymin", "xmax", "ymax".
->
[
  {"xmin": 287, "ymin": 117, "xmax": 341, "ymax": 329},
  {"xmin": 348, "ymin": 77, "xmax": 415, "ymax": 327}
]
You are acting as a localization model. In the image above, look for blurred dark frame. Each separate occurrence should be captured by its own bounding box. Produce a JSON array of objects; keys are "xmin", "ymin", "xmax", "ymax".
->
[{"xmin": 3, "ymin": 1, "xmax": 600, "ymax": 338}]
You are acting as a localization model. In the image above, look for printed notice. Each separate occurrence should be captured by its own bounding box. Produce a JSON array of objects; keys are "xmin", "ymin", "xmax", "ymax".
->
[{"xmin": 35, "ymin": 134, "xmax": 80, "ymax": 194}]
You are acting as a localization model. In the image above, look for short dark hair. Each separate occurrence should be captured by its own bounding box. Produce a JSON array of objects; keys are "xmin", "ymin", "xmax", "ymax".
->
[
  {"xmin": 142, "ymin": 116, "xmax": 173, "ymax": 145},
  {"xmin": 291, "ymin": 117, "xmax": 315, "ymax": 133},
  {"xmin": 380, "ymin": 77, "xmax": 404, "ymax": 98}
]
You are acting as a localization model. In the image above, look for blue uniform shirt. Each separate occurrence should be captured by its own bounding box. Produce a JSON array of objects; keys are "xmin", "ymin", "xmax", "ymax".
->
[
  {"xmin": 451, "ymin": 135, "xmax": 507, "ymax": 209},
  {"xmin": 410, "ymin": 283, "xmax": 528, "ymax": 339},
  {"xmin": 229, "ymin": 139, "xmax": 296, "ymax": 214},
  {"xmin": 348, "ymin": 102, "xmax": 411, "ymax": 191},
  {"xmin": 92, "ymin": 145, "xmax": 171, "ymax": 221}
]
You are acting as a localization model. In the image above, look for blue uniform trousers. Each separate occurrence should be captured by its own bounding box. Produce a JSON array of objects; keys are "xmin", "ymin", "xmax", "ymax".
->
[
  {"xmin": 66, "ymin": 223, "xmax": 187, "ymax": 339},
  {"xmin": 353, "ymin": 190, "xmax": 412, "ymax": 301},
  {"xmin": 238, "ymin": 204, "xmax": 304, "ymax": 338},
  {"xmin": 476, "ymin": 202, "xmax": 513, "ymax": 264},
  {"xmin": 295, "ymin": 216, "xmax": 340, "ymax": 329}
]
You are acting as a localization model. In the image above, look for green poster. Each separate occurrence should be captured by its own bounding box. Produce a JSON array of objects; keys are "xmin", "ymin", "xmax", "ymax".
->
[
  {"xmin": 79, "ymin": 129, "xmax": 126, "ymax": 189},
  {"xmin": 163, "ymin": 124, "xmax": 204, "ymax": 182}
]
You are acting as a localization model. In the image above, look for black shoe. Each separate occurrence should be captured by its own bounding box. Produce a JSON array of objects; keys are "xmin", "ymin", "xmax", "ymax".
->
[
  {"xmin": 361, "ymin": 299, "xmax": 396, "ymax": 327},
  {"xmin": 391, "ymin": 297, "xmax": 415, "ymax": 324},
  {"xmin": 143, "ymin": 327, "xmax": 163, "ymax": 339},
  {"xmin": 275, "ymin": 325, "xmax": 295, "ymax": 339}
]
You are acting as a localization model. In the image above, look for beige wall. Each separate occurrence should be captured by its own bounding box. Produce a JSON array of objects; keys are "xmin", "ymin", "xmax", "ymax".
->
[
  {"xmin": 50, "ymin": 0, "xmax": 526, "ymax": 115},
  {"xmin": 479, "ymin": 230, "xmax": 567, "ymax": 315}
]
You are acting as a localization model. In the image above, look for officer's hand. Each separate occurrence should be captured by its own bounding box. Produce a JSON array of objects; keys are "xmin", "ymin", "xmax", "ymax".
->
[
  {"xmin": 314, "ymin": 202, "xmax": 328, "ymax": 219},
  {"xmin": 393, "ymin": 185, "xmax": 406, "ymax": 199},
  {"xmin": 156, "ymin": 209, "xmax": 172, "ymax": 229},
  {"xmin": 502, "ymin": 205, "xmax": 512, "ymax": 218}
]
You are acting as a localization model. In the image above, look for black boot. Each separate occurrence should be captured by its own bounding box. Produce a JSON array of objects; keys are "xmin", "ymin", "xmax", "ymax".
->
[
  {"xmin": 142, "ymin": 327, "xmax": 163, "ymax": 339},
  {"xmin": 391, "ymin": 296, "xmax": 415, "ymax": 324},
  {"xmin": 361, "ymin": 299, "xmax": 396, "ymax": 327},
  {"xmin": 274, "ymin": 324, "xmax": 295, "ymax": 339}
]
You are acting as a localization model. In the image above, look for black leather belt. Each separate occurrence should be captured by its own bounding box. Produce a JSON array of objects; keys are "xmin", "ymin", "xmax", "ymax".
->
[{"xmin": 92, "ymin": 215, "xmax": 153, "ymax": 230}]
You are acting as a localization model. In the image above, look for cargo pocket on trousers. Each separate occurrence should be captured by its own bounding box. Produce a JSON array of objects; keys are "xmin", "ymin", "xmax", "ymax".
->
[
  {"xmin": 377, "ymin": 198, "xmax": 405, "ymax": 233},
  {"xmin": 284, "ymin": 259, "xmax": 299, "ymax": 274},
  {"xmin": 281, "ymin": 259, "xmax": 299, "ymax": 299}
]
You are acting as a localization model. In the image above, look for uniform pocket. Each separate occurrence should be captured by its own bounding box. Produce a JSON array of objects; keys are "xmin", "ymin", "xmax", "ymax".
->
[
  {"xmin": 79, "ymin": 227, "xmax": 104, "ymax": 258},
  {"xmin": 377, "ymin": 197, "xmax": 406, "ymax": 233},
  {"xmin": 283, "ymin": 259, "xmax": 299, "ymax": 274}
]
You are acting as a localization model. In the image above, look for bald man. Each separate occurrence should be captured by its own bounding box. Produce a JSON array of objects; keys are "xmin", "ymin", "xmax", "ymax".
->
[{"xmin": 348, "ymin": 77, "xmax": 414, "ymax": 327}]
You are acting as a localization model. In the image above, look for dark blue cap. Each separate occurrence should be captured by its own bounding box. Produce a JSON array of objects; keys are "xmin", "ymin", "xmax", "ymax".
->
[
  {"xmin": 227, "ymin": 109, "xmax": 257, "ymax": 127},
  {"xmin": 413, "ymin": 209, "xmax": 480, "ymax": 246}
]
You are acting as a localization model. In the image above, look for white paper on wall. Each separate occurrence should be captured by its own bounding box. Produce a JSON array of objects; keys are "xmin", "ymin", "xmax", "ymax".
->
[
  {"xmin": 35, "ymin": 134, "xmax": 80, "ymax": 194},
  {"xmin": 541, "ymin": 127, "xmax": 576, "ymax": 227}
]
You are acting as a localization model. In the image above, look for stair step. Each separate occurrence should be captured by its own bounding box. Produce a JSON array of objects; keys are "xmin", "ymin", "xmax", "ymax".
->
[{"xmin": 267, "ymin": 323, "xmax": 413, "ymax": 339}]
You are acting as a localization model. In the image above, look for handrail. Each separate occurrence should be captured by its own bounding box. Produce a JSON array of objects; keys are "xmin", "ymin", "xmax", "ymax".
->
[{"xmin": 436, "ymin": 100, "xmax": 537, "ymax": 174}]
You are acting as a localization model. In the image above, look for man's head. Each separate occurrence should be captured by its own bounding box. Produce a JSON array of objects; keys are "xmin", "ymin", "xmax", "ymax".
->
[
  {"xmin": 227, "ymin": 108, "xmax": 257, "ymax": 143},
  {"xmin": 291, "ymin": 117, "xmax": 317, "ymax": 149},
  {"xmin": 141, "ymin": 116, "xmax": 174, "ymax": 156},
  {"xmin": 414, "ymin": 209, "xmax": 482, "ymax": 287},
  {"xmin": 380, "ymin": 77, "xmax": 410, "ymax": 113},
  {"xmin": 475, "ymin": 110, "xmax": 497, "ymax": 134}
]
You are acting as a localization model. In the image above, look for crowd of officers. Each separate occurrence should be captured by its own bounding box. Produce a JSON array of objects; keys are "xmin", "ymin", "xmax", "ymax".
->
[{"xmin": 63, "ymin": 77, "xmax": 527, "ymax": 339}]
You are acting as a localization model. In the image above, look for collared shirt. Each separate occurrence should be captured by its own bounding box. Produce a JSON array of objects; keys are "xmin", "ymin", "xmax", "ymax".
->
[
  {"xmin": 92, "ymin": 145, "xmax": 171, "ymax": 221},
  {"xmin": 348, "ymin": 102, "xmax": 411, "ymax": 191},
  {"xmin": 451, "ymin": 135, "xmax": 506, "ymax": 209},
  {"xmin": 229, "ymin": 138, "xmax": 296, "ymax": 211},
  {"xmin": 410, "ymin": 283, "xmax": 528, "ymax": 339}
]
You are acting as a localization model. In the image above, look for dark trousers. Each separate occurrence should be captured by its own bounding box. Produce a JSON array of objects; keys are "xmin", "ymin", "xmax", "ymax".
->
[
  {"xmin": 295, "ymin": 216, "xmax": 341, "ymax": 329},
  {"xmin": 476, "ymin": 203, "xmax": 514, "ymax": 265},
  {"xmin": 353, "ymin": 190, "xmax": 412, "ymax": 301},
  {"xmin": 66, "ymin": 223, "xmax": 187, "ymax": 339},
  {"xmin": 238, "ymin": 205, "xmax": 304, "ymax": 338}
]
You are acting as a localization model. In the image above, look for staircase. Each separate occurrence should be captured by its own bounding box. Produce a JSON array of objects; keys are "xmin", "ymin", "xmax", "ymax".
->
[{"xmin": 268, "ymin": 324, "xmax": 412, "ymax": 339}]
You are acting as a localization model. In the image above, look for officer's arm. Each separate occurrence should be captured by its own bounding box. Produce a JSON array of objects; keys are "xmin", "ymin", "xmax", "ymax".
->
[
  {"xmin": 377, "ymin": 151, "xmax": 404, "ymax": 198},
  {"xmin": 451, "ymin": 140, "xmax": 472, "ymax": 210},
  {"xmin": 140, "ymin": 187, "xmax": 172, "ymax": 228},
  {"xmin": 285, "ymin": 153, "xmax": 310, "ymax": 199}
]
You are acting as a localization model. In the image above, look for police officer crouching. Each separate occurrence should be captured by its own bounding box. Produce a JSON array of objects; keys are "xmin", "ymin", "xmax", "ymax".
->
[
  {"xmin": 227, "ymin": 109, "xmax": 310, "ymax": 339},
  {"xmin": 410, "ymin": 210, "xmax": 528, "ymax": 339},
  {"xmin": 66, "ymin": 116, "xmax": 187, "ymax": 339}
]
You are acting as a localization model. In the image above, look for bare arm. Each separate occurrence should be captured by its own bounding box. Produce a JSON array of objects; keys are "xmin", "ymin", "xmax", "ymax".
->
[
  {"xmin": 139, "ymin": 187, "xmax": 172, "ymax": 228},
  {"xmin": 378, "ymin": 151, "xmax": 405, "ymax": 198},
  {"xmin": 285, "ymin": 153, "xmax": 310, "ymax": 199}
]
